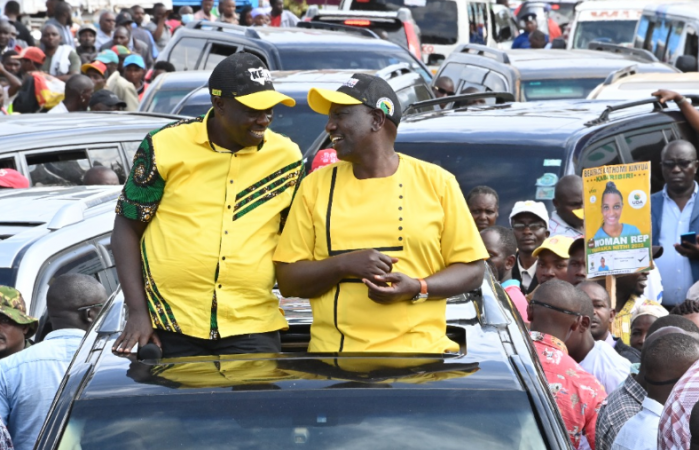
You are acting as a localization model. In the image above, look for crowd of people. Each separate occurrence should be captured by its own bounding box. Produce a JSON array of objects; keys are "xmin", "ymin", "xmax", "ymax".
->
[{"xmin": 0, "ymin": 0, "xmax": 301, "ymax": 115}]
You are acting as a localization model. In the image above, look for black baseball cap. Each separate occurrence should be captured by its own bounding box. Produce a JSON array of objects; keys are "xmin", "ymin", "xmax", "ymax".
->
[
  {"xmin": 307, "ymin": 73, "xmax": 402, "ymax": 126},
  {"xmin": 89, "ymin": 89, "xmax": 127, "ymax": 108},
  {"xmin": 208, "ymin": 53, "xmax": 295, "ymax": 110}
]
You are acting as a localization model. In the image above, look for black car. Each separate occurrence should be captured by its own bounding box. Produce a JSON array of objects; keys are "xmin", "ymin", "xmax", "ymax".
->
[
  {"xmin": 35, "ymin": 268, "xmax": 572, "ymax": 449},
  {"xmin": 435, "ymin": 44, "xmax": 678, "ymax": 102},
  {"xmin": 0, "ymin": 112, "xmax": 183, "ymax": 186},
  {"xmin": 305, "ymin": 94, "xmax": 699, "ymax": 226},
  {"xmin": 156, "ymin": 20, "xmax": 432, "ymax": 83},
  {"xmin": 172, "ymin": 65, "xmax": 434, "ymax": 153}
]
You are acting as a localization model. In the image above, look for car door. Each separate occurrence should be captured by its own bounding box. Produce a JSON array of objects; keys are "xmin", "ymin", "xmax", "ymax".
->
[
  {"xmin": 618, "ymin": 125, "xmax": 673, "ymax": 193},
  {"xmin": 166, "ymin": 37, "xmax": 207, "ymax": 71},
  {"xmin": 20, "ymin": 144, "xmax": 126, "ymax": 186}
]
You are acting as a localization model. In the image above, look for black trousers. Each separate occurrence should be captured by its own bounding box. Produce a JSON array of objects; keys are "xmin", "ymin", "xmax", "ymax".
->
[{"xmin": 157, "ymin": 330, "xmax": 281, "ymax": 358}]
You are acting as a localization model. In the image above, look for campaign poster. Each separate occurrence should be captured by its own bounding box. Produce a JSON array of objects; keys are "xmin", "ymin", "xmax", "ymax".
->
[{"xmin": 582, "ymin": 163, "xmax": 652, "ymax": 278}]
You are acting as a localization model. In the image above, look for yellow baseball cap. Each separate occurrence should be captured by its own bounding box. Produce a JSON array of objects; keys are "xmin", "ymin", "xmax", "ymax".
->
[{"xmin": 532, "ymin": 236, "xmax": 575, "ymax": 259}]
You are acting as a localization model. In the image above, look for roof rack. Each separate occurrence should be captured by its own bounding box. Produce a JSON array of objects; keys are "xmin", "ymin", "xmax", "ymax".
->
[
  {"xmin": 587, "ymin": 42, "xmax": 658, "ymax": 63},
  {"xmin": 297, "ymin": 20, "xmax": 379, "ymax": 39},
  {"xmin": 602, "ymin": 64, "xmax": 639, "ymax": 86},
  {"xmin": 584, "ymin": 95, "xmax": 699, "ymax": 127},
  {"xmin": 404, "ymin": 92, "xmax": 515, "ymax": 116},
  {"xmin": 46, "ymin": 187, "xmax": 121, "ymax": 231},
  {"xmin": 188, "ymin": 19, "xmax": 261, "ymax": 39},
  {"xmin": 455, "ymin": 44, "xmax": 510, "ymax": 64}
]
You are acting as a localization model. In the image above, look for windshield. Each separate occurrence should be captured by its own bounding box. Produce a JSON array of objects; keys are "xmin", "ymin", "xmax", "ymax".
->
[
  {"xmin": 520, "ymin": 78, "xmax": 604, "ymax": 102},
  {"xmin": 279, "ymin": 49, "xmax": 430, "ymax": 83},
  {"xmin": 60, "ymin": 389, "xmax": 546, "ymax": 449},
  {"xmin": 349, "ymin": 0, "xmax": 458, "ymax": 45},
  {"xmin": 0, "ymin": 268, "xmax": 16, "ymax": 287},
  {"xmin": 393, "ymin": 142, "xmax": 564, "ymax": 226},
  {"xmin": 572, "ymin": 20, "xmax": 638, "ymax": 49}
]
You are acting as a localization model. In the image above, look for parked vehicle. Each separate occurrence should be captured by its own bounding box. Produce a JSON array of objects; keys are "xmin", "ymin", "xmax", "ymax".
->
[
  {"xmin": 567, "ymin": 0, "xmax": 647, "ymax": 50},
  {"xmin": 34, "ymin": 267, "xmax": 573, "ymax": 450},
  {"xmin": 172, "ymin": 66, "xmax": 434, "ymax": 152},
  {"xmin": 0, "ymin": 112, "xmax": 181, "ymax": 186},
  {"xmin": 432, "ymin": 44, "xmax": 678, "ymax": 102},
  {"xmin": 634, "ymin": 2, "xmax": 699, "ymax": 65},
  {"xmin": 588, "ymin": 67, "xmax": 699, "ymax": 100},
  {"xmin": 139, "ymin": 70, "xmax": 211, "ymax": 114}
]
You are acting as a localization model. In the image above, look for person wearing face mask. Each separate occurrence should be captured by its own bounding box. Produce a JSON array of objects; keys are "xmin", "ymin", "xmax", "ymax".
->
[{"xmin": 179, "ymin": 6, "xmax": 194, "ymax": 26}]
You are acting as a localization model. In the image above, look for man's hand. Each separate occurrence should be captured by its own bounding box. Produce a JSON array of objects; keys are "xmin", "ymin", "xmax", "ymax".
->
[
  {"xmin": 675, "ymin": 237, "xmax": 699, "ymax": 259},
  {"xmin": 339, "ymin": 249, "xmax": 398, "ymax": 280},
  {"xmin": 363, "ymin": 272, "xmax": 421, "ymax": 304},
  {"xmin": 113, "ymin": 310, "xmax": 161, "ymax": 354},
  {"xmin": 652, "ymin": 89, "xmax": 683, "ymax": 104}
]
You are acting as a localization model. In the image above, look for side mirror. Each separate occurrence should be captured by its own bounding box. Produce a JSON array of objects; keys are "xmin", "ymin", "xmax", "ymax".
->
[
  {"xmin": 551, "ymin": 37, "xmax": 566, "ymax": 49},
  {"xmin": 676, "ymin": 55, "xmax": 698, "ymax": 73}
]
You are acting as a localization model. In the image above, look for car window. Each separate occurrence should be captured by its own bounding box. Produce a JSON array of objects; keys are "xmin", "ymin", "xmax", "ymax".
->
[
  {"xmin": 121, "ymin": 142, "xmax": 141, "ymax": 167},
  {"xmin": 572, "ymin": 20, "xmax": 638, "ymax": 49},
  {"xmin": 685, "ymin": 27, "xmax": 698, "ymax": 60},
  {"xmin": 203, "ymin": 43, "xmax": 239, "ymax": 70},
  {"xmin": 469, "ymin": 2, "xmax": 489, "ymax": 45},
  {"xmin": 579, "ymin": 139, "xmax": 621, "ymax": 173},
  {"xmin": 623, "ymin": 129, "xmax": 668, "ymax": 193},
  {"xmin": 396, "ymin": 85, "xmax": 431, "ymax": 110},
  {"xmin": 483, "ymin": 71, "xmax": 508, "ymax": 92},
  {"xmin": 491, "ymin": 4, "xmax": 515, "ymax": 42},
  {"xmin": 437, "ymin": 63, "xmax": 490, "ymax": 93},
  {"xmin": 178, "ymin": 101, "xmax": 211, "ymax": 117},
  {"xmin": 88, "ymin": 147, "xmax": 126, "ymax": 183},
  {"xmin": 666, "ymin": 21, "xmax": 685, "ymax": 62},
  {"xmin": 168, "ymin": 38, "xmax": 206, "ymax": 71},
  {"xmin": 0, "ymin": 155, "xmax": 18, "ymax": 170},
  {"xmin": 149, "ymin": 89, "xmax": 199, "ymax": 114},
  {"xmin": 520, "ymin": 78, "xmax": 604, "ymax": 102},
  {"xmin": 636, "ymin": 15, "xmax": 653, "ymax": 50},
  {"xmin": 270, "ymin": 97, "xmax": 328, "ymax": 152},
  {"xmin": 25, "ymin": 149, "xmax": 90, "ymax": 186}
]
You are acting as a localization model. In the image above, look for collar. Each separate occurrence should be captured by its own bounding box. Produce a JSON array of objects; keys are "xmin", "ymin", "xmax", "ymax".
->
[
  {"xmin": 624, "ymin": 374, "xmax": 647, "ymax": 402},
  {"xmin": 604, "ymin": 332, "xmax": 616, "ymax": 348},
  {"xmin": 517, "ymin": 256, "xmax": 537, "ymax": 276},
  {"xmin": 662, "ymin": 181, "xmax": 699, "ymax": 201},
  {"xmin": 197, "ymin": 108, "xmax": 267, "ymax": 154},
  {"xmin": 529, "ymin": 331, "xmax": 568, "ymax": 354},
  {"xmin": 551, "ymin": 210, "xmax": 582, "ymax": 233},
  {"xmin": 641, "ymin": 396, "xmax": 664, "ymax": 416},
  {"xmin": 43, "ymin": 328, "xmax": 86, "ymax": 341}
]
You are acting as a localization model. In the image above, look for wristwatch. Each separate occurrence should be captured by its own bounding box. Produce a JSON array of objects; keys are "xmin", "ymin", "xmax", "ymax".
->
[
  {"xmin": 412, "ymin": 278, "xmax": 428, "ymax": 303},
  {"xmin": 676, "ymin": 96, "xmax": 688, "ymax": 106}
]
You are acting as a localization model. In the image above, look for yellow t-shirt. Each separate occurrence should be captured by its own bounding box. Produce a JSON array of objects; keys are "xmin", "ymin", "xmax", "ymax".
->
[
  {"xmin": 116, "ymin": 109, "xmax": 303, "ymax": 339},
  {"xmin": 273, "ymin": 154, "xmax": 488, "ymax": 353}
]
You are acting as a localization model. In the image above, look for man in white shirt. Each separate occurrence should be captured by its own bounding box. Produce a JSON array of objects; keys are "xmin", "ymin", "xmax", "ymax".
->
[
  {"xmin": 47, "ymin": 74, "xmax": 93, "ymax": 114},
  {"xmin": 549, "ymin": 175, "xmax": 584, "ymax": 239},
  {"xmin": 568, "ymin": 286, "xmax": 631, "ymax": 394},
  {"xmin": 96, "ymin": 11, "xmax": 115, "ymax": 49},
  {"xmin": 613, "ymin": 333, "xmax": 699, "ymax": 450},
  {"xmin": 510, "ymin": 201, "xmax": 550, "ymax": 294}
]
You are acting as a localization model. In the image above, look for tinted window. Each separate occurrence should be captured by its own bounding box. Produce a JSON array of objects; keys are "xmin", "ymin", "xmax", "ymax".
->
[
  {"xmin": 483, "ymin": 71, "xmax": 508, "ymax": 92},
  {"xmin": 666, "ymin": 22, "xmax": 685, "ymax": 62},
  {"xmin": 635, "ymin": 15, "xmax": 651, "ymax": 49},
  {"xmin": 0, "ymin": 156, "xmax": 17, "ymax": 170},
  {"xmin": 579, "ymin": 140, "xmax": 621, "ymax": 172},
  {"xmin": 624, "ymin": 129, "xmax": 668, "ymax": 193},
  {"xmin": 520, "ymin": 78, "xmax": 604, "ymax": 101},
  {"xmin": 25, "ymin": 150, "xmax": 90, "ymax": 186},
  {"xmin": 178, "ymin": 102, "xmax": 210, "ymax": 117},
  {"xmin": 149, "ymin": 89, "xmax": 200, "ymax": 114},
  {"xmin": 61, "ymin": 389, "xmax": 546, "ymax": 449},
  {"xmin": 318, "ymin": 18, "xmax": 408, "ymax": 48},
  {"xmin": 349, "ymin": 0, "xmax": 458, "ymax": 45},
  {"xmin": 271, "ymin": 97, "xmax": 328, "ymax": 152},
  {"xmin": 203, "ymin": 43, "xmax": 239, "ymax": 70},
  {"xmin": 121, "ymin": 142, "xmax": 141, "ymax": 166},
  {"xmin": 469, "ymin": 2, "xmax": 489, "ymax": 45},
  {"xmin": 394, "ymin": 142, "xmax": 565, "ymax": 225},
  {"xmin": 89, "ymin": 148, "xmax": 126, "ymax": 183},
  {"xmin": 492, "ymin": 4, "xmax": 514, "ymax": 42},
  {"xmin": 167, "ymin": 38, "xmax": 206, "ymax": 71},
  {"xmin": 572, "ymin": 20, "xmax": 638, "ymax": 49}
]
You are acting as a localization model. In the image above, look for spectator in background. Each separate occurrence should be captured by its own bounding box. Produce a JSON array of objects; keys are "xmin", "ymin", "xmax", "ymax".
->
[
  {"xmin": 0, "ymin": 286, "xmax": 37, "ymax": 359},
  {"xmin": 613, "ymin": 333, "xmax": 699, "ymax": 450},
  {"xmin": 432, "ymin": 76, "xmax": 454, "ymax": 110},
  {"xmin": 4, "ymin": 2, "xmax": 34, "ymax": 47},
  {"xmin": 651, "ymin": 140, "xmax": 699, "ymax": 308},
  {"xmin": 550, "ymin": 174, "xmax": 584, "ymax": 238},
  {"xmin": 466, "ymin": 185, "xmax": 499, "ymax": 232},
  {"xmin": 239, "ymin": 5, "xmax": 253, "ymax": 26},
  {"xmin": 0, "ymin": 274, "xmax": 107, "ymax": 450},
  {"xmin": 218, "ymin": 0, "xmax": 238, "ymax": 24},
  {"xmin": 97, "ymin": 49, "xmax": 138, "ymax": 111},
  {"xmin": 123, "ymin": 54, "xmax": 147, "ymax": 98},
  {"xmin": 101, "ymin": 25, "xmax": 152, "ymax": 69},
  {"xmin": 658, "ymin": 342, "xmax": 699, "ymax": 449},
  {"xmin": 44, "ymin": 1, "xmax": 74, "ymax": 48},
  {"xmin": 81, "ymin": 60, "xmax": 107, "ymax": 91},
  {"xmin": 44, "ymin": 0, "xmax": 60, "ymax": 20},
  {"xmin": 130, "ymin": 5, "xmax": 158, "ymax": 61},
  {"xmin": 146, "ymin": 3, "xmax": 172, "ymax": 52},
  {"xmin": 193, "ymin": 0, "xmax": 216, "ymax": 22},
  {"xmin": 96, "ymin": 11, "xmax": 116, "ymax": 49},
  {"xmin": 0, "ymin": 21, "xmax": 21, "ymax": 55},
  {"xmin": 629, "ymin": 304, "xmax": 669, "ymax": 351},
  {"xmin": 269, "ymin": 0, "xmax": 299, "ymax": 27},
  {"xmin": 566, "ymin": 286, "xmax": 631, "ymax": 395},
  {"xmin": 672, "ymin": 299, "xmax": 699, "ymax": 329},
  {"xmin": 110, "ymin": 44, "xmax": 130, "ymax": 73},
  {"xmin": 653, "ymin": 90, "xmax": 699, "ymax": 135},
  {"xmin": 76, "ymin": 23, "xmax": 98, "ymax": 65},
  {"xmin": 578, "ymin": 281, "xmax": 640, "ymax": 364},
  {"xmin": 47, "ymin": 74, "xmax": 93, "ymax": 113},
  {"xmin": 2, "ymin": 50, "xmax": 19, "ymax": 77},
  {"xmin": 510, "ymin": 200, "xmax": 550, "ymax": 294},
  {"xmin": 613, "ymin": 272, "xmax": 663, "ymax": 345},
  {"xmin": 149, "ymin": 60, "xmax": 174, "ymax": 82},
  {"xmin": 533, "ymin": 236, "xmax": 573, "ymax": 286},
  {"xmin": 40, "ymin": 24, "xmax": 80, "ymax": 81},
  {"xmin": 88, "ymin": 88, "xmax": 126, "ymax": 111},
  {"xmin": 0, "ymin": 50, "xmax": 20, "ymax": 109},
  {"xmin": 179, "ymin": 6, "xmax": 194, "ymax": 26},
  {"xmin": 83, "ymin": 166, "xmax": 119, "ymax": 185},
  {"xmin": 567, "ymin": 238, "xmax": 587, "ymax": 286},
  {"xmin": 527, "ymin": 279, "xmax": 606, "ymax": 449},
  {"xmin": 512, "ymin": 13, "xmax": 547, "ymax": 49},
  {"xmin": 529, "ymin": 29, "xmax": 548, "ymax": 49},
  {"xmin": 481, "ymin": 225, "xmax": 529, "ymax": 323},
  {"xmin": 251, "ymin": 8, "xmax": 270, "ymax": 26}
]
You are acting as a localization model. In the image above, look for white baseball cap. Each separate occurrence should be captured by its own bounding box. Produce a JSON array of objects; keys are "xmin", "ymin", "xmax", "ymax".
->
[{"xmin": 509, "ymin": 200, "xmax": 550, "ymax": 227}]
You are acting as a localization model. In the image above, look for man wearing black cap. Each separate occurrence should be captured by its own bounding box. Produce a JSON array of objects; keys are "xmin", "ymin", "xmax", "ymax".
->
[
  {"xmin": 273, "ymin": 74, "xmax": 488, "ymax": 353},
  {"xmin": 113, "ymin": 53, "xmax": 302, "ymax": 357},
  {"xmin": 89, "ymin": 89, "xmax": 126, "ymax": 111}
]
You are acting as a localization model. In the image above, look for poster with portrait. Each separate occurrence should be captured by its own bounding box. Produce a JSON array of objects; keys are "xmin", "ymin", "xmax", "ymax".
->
[{"xmin": 582, "ymin": 163, "xmax": 652, "ymax": 278}]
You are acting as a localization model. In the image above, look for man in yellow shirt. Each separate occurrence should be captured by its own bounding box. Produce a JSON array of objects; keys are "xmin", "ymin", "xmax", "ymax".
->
[
  {"xmin": 112, "ymin": 53, "xmax": 302, "ymax": 357},
  {"xmin": 273, "ymin": 74, "xmax": 488, "ymax": 353}
]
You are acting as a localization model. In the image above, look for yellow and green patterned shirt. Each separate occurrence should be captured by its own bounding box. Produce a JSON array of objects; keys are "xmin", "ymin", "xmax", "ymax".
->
[{"xmin": 116, "ymin": 109, "xmax": 303, "ymax": 339}]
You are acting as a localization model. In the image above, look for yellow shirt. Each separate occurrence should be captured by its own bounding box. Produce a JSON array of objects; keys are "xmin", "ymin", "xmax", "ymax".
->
[
  {"xmin": 116, "ymin": 109, "xmax": 303, "ymax": 339},
  {"xmin": 612, "ymin": 295, "xmax": 662, "ymax": 345},
  {"xmin": 273, "ymin": 154, "xmax": 488, "ymax": 353}
]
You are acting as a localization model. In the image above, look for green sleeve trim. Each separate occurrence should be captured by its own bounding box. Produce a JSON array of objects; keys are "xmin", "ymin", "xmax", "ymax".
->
[{"xmin": 115, "ymin": 132, "xmax": 165, "ymax": 222}]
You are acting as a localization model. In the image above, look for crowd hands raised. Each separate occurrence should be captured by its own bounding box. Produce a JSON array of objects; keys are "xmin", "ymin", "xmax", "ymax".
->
[{"xmin": 0, "ymin": 0, "xmax": 300, "ymax": 115}]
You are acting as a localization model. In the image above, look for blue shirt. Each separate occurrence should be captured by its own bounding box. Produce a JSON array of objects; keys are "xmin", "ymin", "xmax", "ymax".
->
[
  {"xmin": 0, "ymin": 329, "xmax": 85, "ymax": 450},
  {"xmin": 593, "ymin": 224, "xmax": 642, "ymax": 241},
  {"xmin": 656, "ymin": 182, "xmax": 697, "ymax": 305}
]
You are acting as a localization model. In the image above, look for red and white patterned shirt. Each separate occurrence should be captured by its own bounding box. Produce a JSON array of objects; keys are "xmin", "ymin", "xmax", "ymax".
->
[
  {"xmin": 658, "ymin": 359, "xmax": 699, "ymax": 450},
  {"xmin": 531, "ymin": 331, "xmax": 607, "ymax": 449}
]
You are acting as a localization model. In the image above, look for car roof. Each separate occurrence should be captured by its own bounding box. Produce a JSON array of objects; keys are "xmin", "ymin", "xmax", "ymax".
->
[
  {"xmin": 609, "ymin": 71, "xmax": 699, "ymax": 86},
  {"xmin": 250, "ymin": 27, "xmax": 404, "ymax": 49},
  {"xmin": 643, "ymin": 1, "xmax": 699, "ymax": 17},
  {"xmin": 148, "ymin": 70, "xmax": 210, "ymax": 90}
]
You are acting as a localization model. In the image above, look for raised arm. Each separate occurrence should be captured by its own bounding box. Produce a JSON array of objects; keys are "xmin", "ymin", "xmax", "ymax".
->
[{"xmin": 653, "ymin": 89, "xmax": 699, "ymax": 133}]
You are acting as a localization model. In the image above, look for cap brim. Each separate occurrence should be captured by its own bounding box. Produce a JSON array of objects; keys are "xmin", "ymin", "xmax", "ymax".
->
[
  {"xmin": 532, "ymin": 246, "xmax": 568, "ymax": 259},
  {"xmin": 81, "ymin": 63, "xmax": 104, "ymax": 75},
  {"xmin": 235, "ymin": 90, "xmax": 296, "ymax": 110},
  {"xmin": 307, "ymin": 87, "xmax": 362, "ymax": 115},
  {"xmin": 0, "ymin": 311, "xmax": 38, "ymax": 334}
]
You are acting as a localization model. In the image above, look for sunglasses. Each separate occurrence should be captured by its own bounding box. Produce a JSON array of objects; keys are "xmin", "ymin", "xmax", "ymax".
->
[
  {"xmin": 530, "ymin": 299, "xmax": 582, "ymax": 317},
  {"xmin": 512, "ymin": 222, "xmax": 546, "ymax": 231},
  {"xmin": 432, "ymin": 86, "xmax": 455, "ymax": 96},
  {"xmin": 661, "ymin": 159, "xmax": 696, "ymax": 169},
  {"xmin": 77, "ymin": 302, "xmax": 103, "ymax": 312}
]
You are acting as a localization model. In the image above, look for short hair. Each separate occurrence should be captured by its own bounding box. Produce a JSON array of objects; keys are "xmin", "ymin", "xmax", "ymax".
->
[
  {"xmin": 240, "ymin": 4, "xmax": 252, "ymax": 16},
  {"xmin": 672, "ymin": 299, "xmax": 699, "ymax": 316},
  {"xmin": 466, "ymin": 185, "xmax": 499, "ymax": 206},
  {"xmin": 153, "ymin": 61, "xmax": 175, "ymax": 72},
  {"xmin": 153, "ymin": 2, "xmax": 165, "ymax": 8},
  {"xmin": 642, "ymin": 333, "xmax": 699, "ymax": 379},
  {"xmin": 99, "ymin": 9, "xmax": 114, "ymax": 20},
  {"xmin": 602, "ymin": 181, "xmax": 623, "ymax": 204},
  {"xmin": 577, "ymin": 280, "xmax": 611, "ymax": 307},
  {"xmin": 46, "ymin": 273, "xmax": 107, "ymax": 318},
  {"xmin": 54, "ymin": 1, "xmax": 71, "ymax": 15},
  {"xmin": 4, "ymin": 1, "xmax": 20, "ymax": 15},
  {"xmin": 647, "ymin": 314, "xmax": 699, "ymax": 336},
  {"xmin": 532, "ymin": 279, "xmax": 580, "ymax": 314},
  {"xmin": 575, "ymin": 288, "xmax": 595, "ymax": 319},
  {"xmin": 481, "ymin": 225, "xmax": 517, "ymax": 256},
  {"xmin": 41, "ymin": 22, "xmax": 59, "ymax": 33},
  {"xmin": 114, "ymin": 25, "xmax": 131, "ymax": 37},
  {"xmin": 530, "ymin": 29, "xmax": 546, "ymax": 41},
  {"xmin": 64, "ymin": 74, "xmax": 93, "ymax": 97},
  {"xmin": 1, "ymin": 50, "xmax": 18, "ymax": 62}
]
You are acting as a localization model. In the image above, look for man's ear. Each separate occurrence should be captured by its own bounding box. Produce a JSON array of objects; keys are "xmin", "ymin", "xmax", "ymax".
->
[
  {"xmin": 609, "ymin": 308, "xmax": 616, "ymax": 322},
  {"xmin": 579, "ymin": 315, "xmax": 591, "ymax": 332},
  {"xmin": 505, "ymin": 254, "xmax": 516, "ymax": 272},
  {"xmin": 371, "ymin": 109, "xmax": 386, "ymax": 132},
  {"xmin": 545, "ymin": 230, "xmax": 551, "ymax": 238},
  {"xmin": 86, "ymin": 307, "xmax": 99, "ymax": 324},
  {"xmin": 211, "ymin": 95, "xmax": 223, "ymax": 112}
]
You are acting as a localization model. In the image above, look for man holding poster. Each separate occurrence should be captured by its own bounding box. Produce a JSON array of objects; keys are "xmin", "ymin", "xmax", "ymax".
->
[{"xmin": 583, "ymin": 163, "xmax": 652, "ymax": 279}]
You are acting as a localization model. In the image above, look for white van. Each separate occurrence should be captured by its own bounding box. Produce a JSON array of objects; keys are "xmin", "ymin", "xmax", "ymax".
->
[
  {"xmin": 634, "ymin": 2, "xmax": 699, "ymax": 65},
  {"xmin": 567, "ymin": 0, "xmax": 646, "ymax": 50},
  {"xmin": 337, "ymin": 0, "xmax": 518, "ymax": 66}
]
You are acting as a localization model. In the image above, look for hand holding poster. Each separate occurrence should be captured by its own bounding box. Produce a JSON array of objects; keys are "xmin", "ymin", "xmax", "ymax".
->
[{"xmin": 582, "ymin": 162, "xmax": 652, "ymax": 278}]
